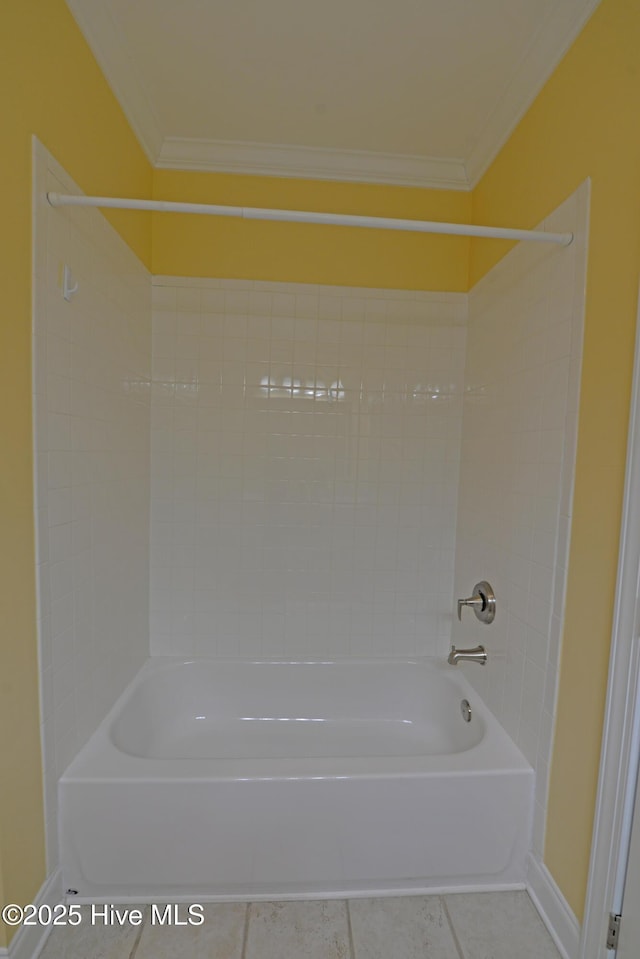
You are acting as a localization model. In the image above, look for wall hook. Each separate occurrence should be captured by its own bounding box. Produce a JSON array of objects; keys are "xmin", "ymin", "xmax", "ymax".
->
[{"xmin": 62, "ymin": 264, "xmax": 79, "ymax": 301}]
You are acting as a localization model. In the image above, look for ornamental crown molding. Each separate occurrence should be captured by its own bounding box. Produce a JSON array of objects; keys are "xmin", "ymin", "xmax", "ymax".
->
[{"xmin": 156, "ymin": 138, "xmax": 470, "ymax": 190}]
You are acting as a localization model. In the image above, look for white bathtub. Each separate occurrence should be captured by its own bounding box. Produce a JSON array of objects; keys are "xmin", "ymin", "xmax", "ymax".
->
[{"xmin": 59, "ymin": 658, "xmax": 534, "ymax": 900}]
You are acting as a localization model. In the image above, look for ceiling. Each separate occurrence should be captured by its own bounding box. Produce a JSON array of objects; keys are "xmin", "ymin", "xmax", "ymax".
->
[{"xmin": 66, "ymin": 0, "xmax": 601, "ymax": 189}]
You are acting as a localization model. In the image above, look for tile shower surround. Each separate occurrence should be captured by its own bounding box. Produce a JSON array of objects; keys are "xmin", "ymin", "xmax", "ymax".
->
[
  {"xmin": 33, "ymin": 138, "xmax": 587, "ymax": 899},
  {"xmin": 32, "ymin": 141, "xmax": 150, "ymax": 870},
  {"xmin": 451, "ymin": 184, "xmax": 588, "ymax": 859},
  {"xmin": 150, "ymin": 280, "xmax": 467, "ymax": 659}
]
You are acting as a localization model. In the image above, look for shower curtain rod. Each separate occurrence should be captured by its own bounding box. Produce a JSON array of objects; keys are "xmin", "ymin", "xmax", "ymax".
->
[{"xmin": 46, "ymin": 192, "xmax": 573, "ymax": 246}]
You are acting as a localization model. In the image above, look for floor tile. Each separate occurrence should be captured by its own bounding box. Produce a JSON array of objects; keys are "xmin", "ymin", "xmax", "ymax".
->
[
  {"xmin": 350, "ymin": 896, "xmax": 462, "ymax": 958},
  {"xmin": 38, "ymin": 904, "xmax": 145, "ymax": 959},
  {"xmin": 245, "ymin": 900, "xmax": 350, "ymax": 959},
  {"xmin": 134, "ymin": 902, "xmax": 246, "ymax": 959},
  {"xmin": 444, "ymin": 891, "xmax": 561, "ymax": 959}
]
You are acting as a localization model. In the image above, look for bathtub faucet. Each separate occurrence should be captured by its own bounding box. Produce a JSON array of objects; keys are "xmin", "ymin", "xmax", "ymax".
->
[{"xmin": 447, "ymin": 645, "xmax": 488, "ymax": 666}]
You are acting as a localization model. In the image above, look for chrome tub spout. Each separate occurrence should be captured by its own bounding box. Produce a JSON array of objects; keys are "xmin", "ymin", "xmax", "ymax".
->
[{"xmin": 447, "ymin": 645, "xmax": 487, "ymax": 666}]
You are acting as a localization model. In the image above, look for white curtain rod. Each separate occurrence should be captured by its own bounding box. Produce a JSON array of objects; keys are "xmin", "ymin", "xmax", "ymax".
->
[{"xmin": 46, "ymin": 192, "xmax": 573, "ymax": 246}]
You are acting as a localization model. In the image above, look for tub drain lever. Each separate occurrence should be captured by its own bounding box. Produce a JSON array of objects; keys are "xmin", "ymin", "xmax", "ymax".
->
[{"xmin": 457, "ymin": 581, "xmax": 496, "ymax": 624}]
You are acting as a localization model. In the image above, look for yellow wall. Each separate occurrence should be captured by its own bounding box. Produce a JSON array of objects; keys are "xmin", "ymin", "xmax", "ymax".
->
[
  {"xmin": 471, "ymin": 0, "xmax": 640, "ymax": 920},
  {"xmin": 0, "ymin": 1, "xmax": 152, "ymax": 947},
  {"xmin": 152, "ymin": 169, "xmax": 470, "ymax": 290}
]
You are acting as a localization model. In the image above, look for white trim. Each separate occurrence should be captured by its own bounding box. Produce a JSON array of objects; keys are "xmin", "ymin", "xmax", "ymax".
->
[
  {"xmin": 156, "ymin": 137, "xmax": 470, "ymax": 190},
  {"xmin": 2, "ymin": 870, "xmax": 63, "ymax": 959},
  {"xmin": 579, "ymin": 285, "xmax": 640, "ymax": 959},
  {"xmin": 466, "ymin": 0, "xmax": 602, "ymax": 186},
  {"xmin": 64, "ymin": 0, "xmax": 163, "ymax": 164},
  {"xmin": 31, "ymin": 133, "xmax": 51, "ymax": 876},
  {"xmin": 527, "ymin": 855, "xmax": 581, "ymax": 959}
]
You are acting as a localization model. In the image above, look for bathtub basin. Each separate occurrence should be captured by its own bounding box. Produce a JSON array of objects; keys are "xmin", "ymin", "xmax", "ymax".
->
[{"xmin": 59, "ymin": 657, "xmax": 534, "ymax": 900}]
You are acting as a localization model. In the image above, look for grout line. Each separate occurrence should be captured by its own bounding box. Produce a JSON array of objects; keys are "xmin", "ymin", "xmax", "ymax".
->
[
  {"xmin": 441, "ymin": 896, "xmax": 467, "ymax": 959},
  {"xmin": 127, "ymin": 905, "xmax": 148, "ymax": 959},
  {"xmin": 346, "ymin": 899, "xmax": 357, "ymax": 959},
  {"xmin": 240, "ymin": 902, "xmax": 251, "ymax": 959}
]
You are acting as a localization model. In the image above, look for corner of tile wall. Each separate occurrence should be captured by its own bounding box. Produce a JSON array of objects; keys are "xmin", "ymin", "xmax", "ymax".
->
[
  {"xmin": 32, "ymin": 144, "xmax": 151, "ymax": 871},
  {"xmin": 452, "ymin": 183, "xmax": 589, "ymax": 859}
]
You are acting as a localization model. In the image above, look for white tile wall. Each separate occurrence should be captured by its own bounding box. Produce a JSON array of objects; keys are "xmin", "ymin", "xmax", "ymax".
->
[
  {"xmin": 150, "ymin": 279, "xmax": 466, "ymax": 660},
  {"xmin": 32, "ymin": 140, "xmax": 151, "ymax": 869},
  {"xmin": 451, "ymin": 183, "xmax": 589, "ymax": 857}
]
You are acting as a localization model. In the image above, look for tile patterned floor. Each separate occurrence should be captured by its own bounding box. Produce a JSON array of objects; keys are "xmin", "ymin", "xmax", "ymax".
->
[{"xmin": 38, "ymin": 891, "xmax": 562, "ymax": 959}]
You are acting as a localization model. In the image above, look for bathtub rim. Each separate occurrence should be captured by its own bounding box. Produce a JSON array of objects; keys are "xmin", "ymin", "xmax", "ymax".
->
[{"xmin": 60, "ymin": 655, "xmax": 533, "ymax": 784}]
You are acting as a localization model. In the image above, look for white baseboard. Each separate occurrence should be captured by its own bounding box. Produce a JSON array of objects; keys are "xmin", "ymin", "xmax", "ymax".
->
[
  {"xmin": 527, "ymin": 854, "xmax": 581, "ymax": 959},
  {"xmin": 1, "ymin": 870, "xmax": 62, "ymax": 959}
]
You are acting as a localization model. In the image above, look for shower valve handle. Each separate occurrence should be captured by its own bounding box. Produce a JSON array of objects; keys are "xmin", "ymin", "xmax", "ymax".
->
[
  {"xmin": 457, "ymin": 595, "xmax": 484, "ymax": 620},
  {"xmin": 457, "ymin": 581, "xmax": 496, "ymax": 624}
]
